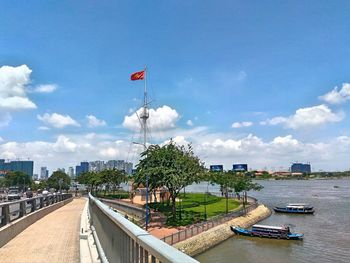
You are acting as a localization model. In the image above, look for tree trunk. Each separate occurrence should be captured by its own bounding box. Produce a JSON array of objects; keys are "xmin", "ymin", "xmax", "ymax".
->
[
  {"xmin": 153, "ymin": 190, "xmax": 157, "ymax": 204},
  {"xmin": 171, "ymin": 195, "xmax": 177, "ymax": 220},
  {"xmin": 225, "ymin": 189, "xmax": 228, "ymax": 214}
]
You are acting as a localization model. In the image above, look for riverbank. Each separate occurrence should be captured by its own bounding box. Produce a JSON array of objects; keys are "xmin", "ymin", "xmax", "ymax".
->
[{"xmin": 174, "ymin": 204, "xmax": 271, "ymax": 257}]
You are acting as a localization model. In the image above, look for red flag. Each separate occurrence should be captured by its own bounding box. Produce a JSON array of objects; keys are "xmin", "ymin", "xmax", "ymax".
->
[{"xmin": 131, "ymin": 70, "xmax": 145, "ymax": 81}]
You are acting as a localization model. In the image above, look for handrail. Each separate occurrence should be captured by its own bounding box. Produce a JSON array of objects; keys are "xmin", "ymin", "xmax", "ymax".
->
[
  {"xmin": 89, "ymin": 193, "xmax": 199, "ymax": 263},
  {"xmin": 0, "ymin": 193, "xmax": 72, "ymax": 227}
]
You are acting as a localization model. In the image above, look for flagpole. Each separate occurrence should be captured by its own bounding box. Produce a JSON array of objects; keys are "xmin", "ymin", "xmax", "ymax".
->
[{"xmin": 141, "ymin": 66, "xmax": 149, "ymax": 231}]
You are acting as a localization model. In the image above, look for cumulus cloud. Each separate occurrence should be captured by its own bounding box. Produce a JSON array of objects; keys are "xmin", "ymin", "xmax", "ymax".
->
[
  {"xmin": 231, "ymin": 121, "xmax": 253, "ymax": 128},
  {"xmin": 37, "ymin": 113, "xmax": 80, "ymax": 128},
  {"xmin": 53, "ymin": 135, "xmax": 77, "ymax": 153},
  {"xmin": 86, "ymin": 115, "xmax": 106, "ymax": 127},
  {"xmin": 0, "ymin": 65, "xmax": 37, "ymax": 111},
  {"xmin": 319, "ymin": 83, "xmax": 350, "ymax": 104},
  {"xmin": 1, "ymin": 128, "xmax": 350, "ymax": 174},
  {"xmin": 261, "ymin": 105, "xmax": 344, "ymax": 129},
  {"xmin": 33, "ymin": 84, "xmax": 57, "ymax": 93},
  {"xmin": 123, "ymin": 105, "xmax": 180, "ymax": 131}
]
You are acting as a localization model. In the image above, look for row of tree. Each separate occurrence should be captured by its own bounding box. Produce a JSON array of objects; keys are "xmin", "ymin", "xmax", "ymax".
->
[
  {"xmin": 76, "ymin": 169, "xmax": 128, "ymax": 194},
  {"xmin": 0, "ymin": 170, "xmax": 71, "ymax": 191},
  {"xmin": 133, "ymin": 141, "xmax": 262, "ymax": 219}
]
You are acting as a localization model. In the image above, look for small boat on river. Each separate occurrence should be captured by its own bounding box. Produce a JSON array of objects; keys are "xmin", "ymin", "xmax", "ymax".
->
[
  {"xmin": 231, "ymin": 224, "xmax": 303, "ymax": 240},
  {"xmin": 273, "ymin": 203, "xmax": 314, "ymax": 214}
]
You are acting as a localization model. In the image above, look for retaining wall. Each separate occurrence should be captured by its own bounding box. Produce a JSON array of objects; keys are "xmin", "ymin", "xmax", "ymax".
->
[{"xmin": 174, "ymin": 204, "xmax": 271, "ymax": 257}]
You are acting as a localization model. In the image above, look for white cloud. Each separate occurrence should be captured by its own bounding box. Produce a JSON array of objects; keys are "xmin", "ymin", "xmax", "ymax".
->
[
  {"xmin": 0, "ymin": 136, "xmax": 3, "ymax": 143},
  {"xmin": 123, "ymin": 105, "xmax": 180, "ymax": 132},
  {"xmin": 319, "ymin": 83, "xmax": 350, "ymax": 104},
  {"xmin": 186, "ymin": 120, "xmax": 194, "ymax": 126},
  {"xmin": 231, "ymin": 121, "xmax": 253, "ymax": 128},
  {"xmin": 2, "ymin": 128, "xmax": 350, "ymax": 175},
  {"xmin": 261, "ymin": 105, "xmax": 344, "ymax": 129},
  {"xmin": 37, "ymin": 113, "xmax": 80, "ymax": 128},
  {"xmin": 0, "ymin": 65, "xmax": 37, "ymax": 110},
  {"xmin": 99, "ymin": 147, "xmax": 119, "ymax": 158},
  {"xmin": 53, "ymin": 135, "xmax": 77, "ymax": 153},
  {"xmin": 33, "ymin": 84, "xmax": 57, "ymax": 93},
  {"xmin": 86, "ymin": 115, "xmax": 106, "ymax": 127}
]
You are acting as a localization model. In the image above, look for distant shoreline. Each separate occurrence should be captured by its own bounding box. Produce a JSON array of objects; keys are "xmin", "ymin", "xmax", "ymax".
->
[{"xmin": 254, "ymin": 176, "xmax": 350, "ymax": 181}]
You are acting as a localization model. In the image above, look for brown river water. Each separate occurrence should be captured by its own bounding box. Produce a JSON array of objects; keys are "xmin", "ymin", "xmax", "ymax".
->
[{"xmin": 187, "ymin": 179, "xmax": 350, "ymax": 263}]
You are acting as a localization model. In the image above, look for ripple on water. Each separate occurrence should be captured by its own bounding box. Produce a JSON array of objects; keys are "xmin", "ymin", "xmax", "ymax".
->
[{"xmin": 194, "ymin": 179, "xmax": 350, "ymax": 263}]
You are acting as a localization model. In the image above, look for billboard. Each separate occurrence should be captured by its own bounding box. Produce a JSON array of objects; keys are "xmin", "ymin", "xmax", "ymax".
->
[
  {"xmin": 232, "ymin": 164, "xmax": 248, "ymax": 172},
  {"xmin": 210, "ymin": 165, "xmax": 223, "ymax": 172}
]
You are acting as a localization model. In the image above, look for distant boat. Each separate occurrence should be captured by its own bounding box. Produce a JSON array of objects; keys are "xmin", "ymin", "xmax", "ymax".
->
[
  {"xmin": 231, "ymin": 224, "xmax": 303, "ymax": 240},
  {"xmin": 274, "ymin": 203, "xmax": 314, "ymax": 214}
]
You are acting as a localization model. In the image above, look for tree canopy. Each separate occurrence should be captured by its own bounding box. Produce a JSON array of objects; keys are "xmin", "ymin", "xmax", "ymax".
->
[
  {"xmin": 134, "ymin": 141, "xmax": 206, "ymax": 219},
  {"xmin": 209, "ymin": 170, "xmax": 262, "ymax": 213},
  {"xmin": 4, "ymin": 171, "xmax": 33, "ymax": 190},
  {"xmin": 47, "ymin": 171, "xmax": 71, "ymax": 190},
  {"xmin": 76, "ymin": 169, "xmax": 127, "ymax": 194}
]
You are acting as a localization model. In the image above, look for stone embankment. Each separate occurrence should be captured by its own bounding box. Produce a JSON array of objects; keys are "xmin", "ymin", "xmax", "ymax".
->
[{"xmin": 174, "ymin": 204, "xmax": 271, "ymax": 257}]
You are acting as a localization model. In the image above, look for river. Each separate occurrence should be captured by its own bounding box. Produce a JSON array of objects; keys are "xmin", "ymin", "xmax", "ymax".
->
[{"xmin": 186, "ymin": 179, "xmax": 350, "ymax": 263}]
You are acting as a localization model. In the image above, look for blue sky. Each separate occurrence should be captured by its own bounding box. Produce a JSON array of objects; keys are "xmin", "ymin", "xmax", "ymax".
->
[{"xmin": 1, "ymin": 1, "xmax": 350, "ymax": 173}]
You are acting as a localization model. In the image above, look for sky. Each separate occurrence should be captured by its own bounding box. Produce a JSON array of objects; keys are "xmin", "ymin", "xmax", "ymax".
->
[{"xmin": 1, "ymin": 1, "xmax": 350, "ymax": 174}]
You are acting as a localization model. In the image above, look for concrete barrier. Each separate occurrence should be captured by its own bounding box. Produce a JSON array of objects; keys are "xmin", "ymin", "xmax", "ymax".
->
[
  {"xmin": 174, "ymin": 204, "xmax": 272, "ymax": 257},
  {"xmin": 0, "ymin": 197, "xmax": 73, "ymax": 248}
]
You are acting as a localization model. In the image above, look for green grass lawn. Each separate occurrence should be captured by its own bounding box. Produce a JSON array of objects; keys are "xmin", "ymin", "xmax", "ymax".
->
[{"xmin": 150, "ymin": 193, "xmax": 240, "ymax": 226}]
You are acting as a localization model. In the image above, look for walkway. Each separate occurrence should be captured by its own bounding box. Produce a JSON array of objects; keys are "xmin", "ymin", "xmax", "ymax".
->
[{"xmin": 0, "ymin": 198, "xmax": 86, "ymax": 263}]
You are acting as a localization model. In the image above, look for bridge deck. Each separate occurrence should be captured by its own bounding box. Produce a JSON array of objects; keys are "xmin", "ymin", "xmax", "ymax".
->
[{"xmin": 0, "ymin": 198, "xmax": 86, "ymax": 263}]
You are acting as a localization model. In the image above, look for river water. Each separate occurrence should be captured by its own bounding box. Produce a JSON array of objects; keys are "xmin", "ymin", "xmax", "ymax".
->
[{"xmin": 187, "ymin": 179, "xmax": 350, "ymax": 263}]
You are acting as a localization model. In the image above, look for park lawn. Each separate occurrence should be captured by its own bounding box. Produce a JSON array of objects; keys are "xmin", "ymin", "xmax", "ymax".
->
[
  {"xmin": 183, "ymin": 198, "xmax": 240, "ymax": 217},
  {"xmin": 151, "ymin": 193, "xmax": 240, "ymax": 226}
]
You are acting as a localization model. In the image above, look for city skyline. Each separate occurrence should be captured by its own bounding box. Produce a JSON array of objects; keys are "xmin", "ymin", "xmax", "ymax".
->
[{"xmin": 1, "ymin": 1, "xmax": 350, "ymax": 172}]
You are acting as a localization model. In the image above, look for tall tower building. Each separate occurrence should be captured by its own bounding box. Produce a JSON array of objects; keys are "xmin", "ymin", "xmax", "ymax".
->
[{"xmin": 40, "ymin": 167, "xmax": 47, "ymax": 179}]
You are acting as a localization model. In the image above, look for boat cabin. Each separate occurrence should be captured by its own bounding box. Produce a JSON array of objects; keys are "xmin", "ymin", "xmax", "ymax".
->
[{"xmin": 252, "ymin": 224, "xmax": 290, "ymax": 235}]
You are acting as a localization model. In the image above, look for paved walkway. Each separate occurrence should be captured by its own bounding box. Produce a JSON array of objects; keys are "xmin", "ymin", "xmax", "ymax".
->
[{"xmin": 0, "ymin": 198, "xmax": 86, "ymax": 263}]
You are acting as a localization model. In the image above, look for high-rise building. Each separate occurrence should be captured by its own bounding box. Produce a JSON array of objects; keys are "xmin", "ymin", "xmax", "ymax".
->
[
  {"xmin": 291, "ymin": 163, "xmax": 311, "ymax": 174},
  {"xmin": 68, "ymin": 167, "xmax": 74, "ymax": 178},
  {"xmin": 124, "ymin": 162, "xmax": 133, "ymax": 175},
  {"xmin": 40, "ymin": 167, "xmax": 48, "ymax": 179},
  {"xmin": 105, "ymin": 160, "xmax": 133, "ymax": 174},
  {"xmin": 75, "ymin": 162, "xmax": 89, "ymax": 176},
  {"xmin": 89, "ymin": 161, "xmax": 105, "ymax": 172},
  {"xmin": 0, "ymin": 159, "xmax": 34, "ymax": 177}
]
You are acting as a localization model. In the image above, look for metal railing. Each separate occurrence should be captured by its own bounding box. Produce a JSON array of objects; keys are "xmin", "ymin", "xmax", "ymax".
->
[
  {"xmin": 161, "ymin": 199, "xmax": 258, "ymax": 245},
  {"xmin": 89, "ymin": 193, "xmax": 199, "ymax": 263},
  {"xmin": 0, "ymin": 193, "xmax": 72, "ymax": 227}
]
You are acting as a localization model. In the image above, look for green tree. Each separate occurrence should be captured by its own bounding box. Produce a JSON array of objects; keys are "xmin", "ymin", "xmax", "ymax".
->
[
  {"xmin": 100, "ymin": 169, "xmax": 127, "ymax": 194},
  {"xmin": 209, "ymin": 171, "xmax": 236, "ymax": 214},
  {"xmin": 4, "ymin": 171, "xmax": 33, "ymax": 191},
  {"xmin": 77, "ymin": 171, "xmax": 101, "ymax": 194},
  {"xmin": 135, "ymin": 141, "xmax": 205, "ymax": 220},
  {"xmin": 47, "ymin": 171, "xmax": 71, "ymax": 190},
  {"xmin": 210, "ymin": 171, "xmax": 262, "ymax": 213}
]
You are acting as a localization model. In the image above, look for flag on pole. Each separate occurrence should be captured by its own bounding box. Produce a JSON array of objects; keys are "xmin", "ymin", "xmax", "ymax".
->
[{"xmin": 130, "ymin": 70, "xmax": 145, "ymax": 81}]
